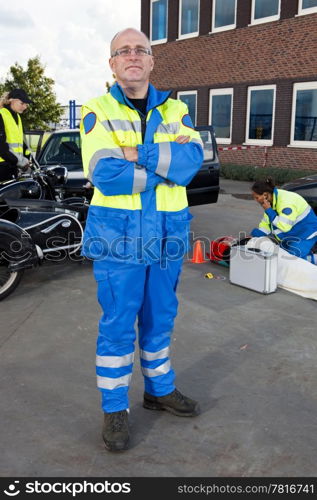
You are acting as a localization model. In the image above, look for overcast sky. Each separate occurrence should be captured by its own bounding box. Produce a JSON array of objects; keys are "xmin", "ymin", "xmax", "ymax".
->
[{"xmin": 0, "ymin": 0, "xmax": 141, "ymax": 105}]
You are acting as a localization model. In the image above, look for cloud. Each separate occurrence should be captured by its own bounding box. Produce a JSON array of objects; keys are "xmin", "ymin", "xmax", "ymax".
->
[
  {"xmin": 0, "ymin": 7, "xmax": 34, "ymax": 28},
  {"xmin": 0, "ymin": 0, "xmax": 141, "ymax": 104},
  {"xmin": 85, "ymin": 0, "xmax": 141, "ymax": 38}
]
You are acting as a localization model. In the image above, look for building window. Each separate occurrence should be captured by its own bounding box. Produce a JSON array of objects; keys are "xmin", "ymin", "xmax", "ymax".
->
[
  {"xmin": 179, "ymin": 0, "xmax": 199, "ymax": 39},
  {"xmin": 290, "ymin": 82, "xmax": 317, "ymax": 147},
  {"xmin": 246, "ymin": 85, "xmax": 276, "ymax": 145},
  {"xmin": 251, "ymin": 0, "xmax": 280, "ymax": 25},
  {"xmin": 212, "ymin": 0, "xmax": 236, "ymax": 33},
  {"xmin": 298, "ymin": 0, "xmax": 317, "ymax": 15},
  {"xmin": 209, "ymin": 89, "xmax": 233, "ymax": 144},
  {"xmin": 177, "ymin": 91, "xmax": 197, "ymax": 125},
  {"xmin": 150, "ymin": 0, "xmax": 168, "ymax": 44}
]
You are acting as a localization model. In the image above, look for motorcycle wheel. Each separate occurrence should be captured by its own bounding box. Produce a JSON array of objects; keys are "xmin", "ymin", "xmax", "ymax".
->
[{"xmin": 0, "ymin": 258, "xmax": 24, "ymax": 301}]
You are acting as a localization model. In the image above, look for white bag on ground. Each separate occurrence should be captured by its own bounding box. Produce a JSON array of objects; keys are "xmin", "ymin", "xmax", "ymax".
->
[
  {"xmin": 277, "ymin": 247, "xmax": 317, "ymax": 301},
  {"xmin": 246, "ymin": 237, "xmax": 317, "ymax": 301}
]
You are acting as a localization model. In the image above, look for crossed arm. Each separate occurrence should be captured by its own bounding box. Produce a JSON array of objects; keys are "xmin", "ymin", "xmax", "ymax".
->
[
  {"xmin": 122, "ymin": 135, "xmax": 190, "ymax": 162},
  {"xmin": 90, "ymin": 135, "xmax": 203, "ymax": 197}
]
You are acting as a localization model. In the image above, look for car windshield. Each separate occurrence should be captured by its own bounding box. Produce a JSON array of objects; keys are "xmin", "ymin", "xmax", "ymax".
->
[
  {"xmin": 40, "ymin": 132, "xmax": 82, "ymax": 166},
  {"xmin": 39, "ymin": 128, "xmax": 215, "ymax": 166}
]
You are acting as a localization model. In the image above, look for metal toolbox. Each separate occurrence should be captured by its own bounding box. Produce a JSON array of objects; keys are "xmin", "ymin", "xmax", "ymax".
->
[{"xmin": 229, "ymin": 246, "xmax": 278, "ymax": 294}]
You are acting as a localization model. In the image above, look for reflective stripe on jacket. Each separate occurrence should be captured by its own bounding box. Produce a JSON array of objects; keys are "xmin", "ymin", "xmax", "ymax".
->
[
  {"xmin": 254, "ymin": 188, "xmax": 317, "ymax": 242},
  {"xmin": 0, "ymin": 107, "xmax": 23, "ymax": 163},
  {"xmin": 80, "ymin": 83, "xmax": 204, "ymax": 264}
]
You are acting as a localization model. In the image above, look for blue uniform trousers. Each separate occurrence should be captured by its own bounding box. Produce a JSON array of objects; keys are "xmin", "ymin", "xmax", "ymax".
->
[
  {"xmin": 281, "ymin": 235, "xmax": 317, "ymax": 260},
  {"xmin": 93, "ymin": 258, "xmax": 183, "ymax": 413}
]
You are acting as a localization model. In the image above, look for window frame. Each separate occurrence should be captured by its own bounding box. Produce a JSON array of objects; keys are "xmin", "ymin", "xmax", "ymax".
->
[
  {"xmin": 178, "ymin": 0, "xmax": 200, "ymax": 40},
  {"xmin": 150, "ymin": 0, "xmax": 168, "ymax": 45},
  {"xmin": 250, "ymin": 0, "xmax": 280, "ymax": 26},
  {"xmin": 209, "ymin": 88, "xmax": 234, "ymax": 144},
  {"xmin": 297, "ymin": 0, "xmax": 317, "ymax": 16},
  {"xmin": 289, "ymin": 81, "xmax": 317, "ymax": 149},
  {"xmin": 245, "ymin": 84, "xmax": 276, "ymax": 146},
  {"xmin": 211, "ymin": 0, "xmax": 237, "ymax": 34},
  {"xmin": 177, "ymin": 90, "xmax": 198, "ymax": 126}
]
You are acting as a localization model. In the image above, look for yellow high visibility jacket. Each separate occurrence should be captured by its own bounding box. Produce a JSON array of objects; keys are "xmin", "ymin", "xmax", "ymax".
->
[
  {"xmin": 0, "ymin": 107, "xmax": 24, "ymax": 163},
  {"xmin": 80, "ymin": 82, "xmax": 204, "ymax": 265},
  {"xmin": 252, "ymin": 188, "xmax": 317, "ymax": 242}
]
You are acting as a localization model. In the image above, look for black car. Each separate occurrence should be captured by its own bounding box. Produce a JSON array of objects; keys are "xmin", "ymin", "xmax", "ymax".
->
[
  {"xmin": 282, "ymin": 174, "xmax": 317, "ymax": 214},
  {"xmin": 35, "ymin": 126, "xmax": 220, "ymax": 206}
]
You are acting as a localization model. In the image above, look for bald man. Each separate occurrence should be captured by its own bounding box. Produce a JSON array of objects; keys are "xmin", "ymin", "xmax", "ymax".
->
[{"xmin": 80, "ymin": 28, "xmax": 203, "ymax": 452}]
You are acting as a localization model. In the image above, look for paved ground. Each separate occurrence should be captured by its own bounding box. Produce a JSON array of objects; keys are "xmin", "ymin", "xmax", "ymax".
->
[{"xmin": 1, "ymin": 179, "xmax": 316, "ymax": 477}]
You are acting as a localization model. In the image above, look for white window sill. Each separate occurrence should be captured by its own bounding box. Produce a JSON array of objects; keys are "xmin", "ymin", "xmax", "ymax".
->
[
  {"xmin": 209, "ymin": 25, "xmax": 236, "ymax": 34},
  {"xmin": 296, "ymin": 9, "xmax": 317, "ymax": 16},
  {"xmin": 177, "ymin": 33, "xmax": 199, "ymax": 41},
  {"xmin": 287, "ymin": 143, "xmax": 317, "ymax": 149},
  {"xmin": 151, "ymin": 39, "xmax": 167, "ymax": 46},
  {"xmin": 244, "ymin": 141, "xmax": 273, "ymax": 147},
  {"xmin": 248, "ymin": 17, "xmax": 280, "ymax": 27}
]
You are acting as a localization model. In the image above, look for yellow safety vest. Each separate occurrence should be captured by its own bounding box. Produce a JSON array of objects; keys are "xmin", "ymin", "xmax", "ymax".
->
[
  {"xmin": 80, "ymin": 83, "xmax": 203, "ymax": 264},
  {"xmin": 258, "ymin": 188, "xmax": 317, "ymax": 241},
  {"xmin": 0, "ymin": 107, "xmax": 24, "ymax": 163},
  {"xmin": 81, "ymin": 92, "xmax": 201, "ymax": 213}
]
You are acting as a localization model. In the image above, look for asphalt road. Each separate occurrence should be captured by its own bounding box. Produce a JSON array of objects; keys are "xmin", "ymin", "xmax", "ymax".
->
[{"xmin": 1, "ymin": 179, "xmax": 316, "ymax": 478}]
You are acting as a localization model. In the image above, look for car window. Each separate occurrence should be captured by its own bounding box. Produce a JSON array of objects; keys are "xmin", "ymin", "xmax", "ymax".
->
[
  {"xmin": 40, "ymin": 132, "xmax": 82, "ymax": 165},
  {"xmin": 40, "ymin": 128, "xmax": 217, "ymax": 169},
  {"xmin": 198, "ymin": 129, "xmax": 216, "ymax": 162}
]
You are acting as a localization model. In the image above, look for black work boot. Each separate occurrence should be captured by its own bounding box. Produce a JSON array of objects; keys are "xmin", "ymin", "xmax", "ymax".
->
[
  {"xmin": 102, "ymin": 410, "xmax": 130, "ymax": 451},
  {"xmin": 143, "ymin": 389, "xmax": 200, "ymax": 417}
]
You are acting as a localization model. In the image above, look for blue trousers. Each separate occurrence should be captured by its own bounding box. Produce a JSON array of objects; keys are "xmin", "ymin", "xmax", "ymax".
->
[
  {"xmin": 281, "ymin": 235, "xmax": 317, "ymax": 260},
  {"xmin": 93, "ymin": 259, "xmax": 183, "ymax": 413}
]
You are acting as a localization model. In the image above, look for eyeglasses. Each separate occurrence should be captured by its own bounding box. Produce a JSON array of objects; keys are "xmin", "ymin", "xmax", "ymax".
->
[{"xmin": 111, "ymin": 47, "xmax": 152, "ymax": 58}]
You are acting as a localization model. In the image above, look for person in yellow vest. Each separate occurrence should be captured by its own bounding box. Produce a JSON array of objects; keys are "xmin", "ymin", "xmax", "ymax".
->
[
  {"xmin": 0, "ymin": 88, "xmax": 33, "ymax": 182},
  {"xmin": 80, "ymin": 28, "xmax": 204, "ymax": 452},
  {"xmin": 251, "ymin": 177, "xmax": 317, "ymax": 260}
]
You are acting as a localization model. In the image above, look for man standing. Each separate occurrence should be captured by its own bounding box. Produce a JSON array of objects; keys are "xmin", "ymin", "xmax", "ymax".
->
[{"xmin": 80, "ymin": 28, "xmax": 203, "ymax": 452}]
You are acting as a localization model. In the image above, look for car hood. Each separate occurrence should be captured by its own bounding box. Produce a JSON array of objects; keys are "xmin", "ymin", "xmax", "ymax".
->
[{"xmin": 282, "ymin": 174, "xmax": 317, "ymax": 190}]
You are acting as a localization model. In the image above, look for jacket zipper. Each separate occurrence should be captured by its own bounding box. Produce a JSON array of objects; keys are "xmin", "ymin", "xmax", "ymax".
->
[
  {"xmin": 140, "ymin": 113, "xmax": 146, "ymax": 143},
  {"xmin": 139, "ymin": 112, "xmax": 147, "ymax": 263}
]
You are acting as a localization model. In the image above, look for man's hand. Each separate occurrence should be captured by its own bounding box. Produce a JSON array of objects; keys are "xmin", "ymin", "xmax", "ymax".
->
[
  {"xmin": 175, "ymin": 135, "xmax": 190, "ymax": 144},
  {"xmin": 122, "ymin": 136, "xmax": 190, "ymax": 162},
  {"xmin": 122, "ymin": 147, "xmax": 138, "ymax": 162}
]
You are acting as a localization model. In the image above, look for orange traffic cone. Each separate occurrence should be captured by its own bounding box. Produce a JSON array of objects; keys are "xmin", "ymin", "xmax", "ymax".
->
[{"xmin": 191, "ymin": 240, "xmax": 206, "ymax": 263}]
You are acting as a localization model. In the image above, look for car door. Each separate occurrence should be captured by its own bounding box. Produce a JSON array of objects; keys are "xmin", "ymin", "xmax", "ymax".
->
[{"xmin": 187, "ymin": 126, "xmax": 220, "ymax": 206}]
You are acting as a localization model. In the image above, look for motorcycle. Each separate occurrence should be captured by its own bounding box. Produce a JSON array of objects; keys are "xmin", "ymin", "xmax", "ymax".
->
[
  {"xmin": 0, "ymin": 164, "xmax": 89, "ymax": 301},
  {"xmin": 0, "ymin": 158, "xmax": 89, "ymax": 206}
]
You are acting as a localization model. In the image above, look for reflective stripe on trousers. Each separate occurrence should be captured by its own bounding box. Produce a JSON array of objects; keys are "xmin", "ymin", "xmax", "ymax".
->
[{"xmin": 94, "ymin": 258, "xmax": 183, "ymax": 413}]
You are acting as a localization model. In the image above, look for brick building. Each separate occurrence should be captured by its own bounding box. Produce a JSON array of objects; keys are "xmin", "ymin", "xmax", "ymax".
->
[{"xmin": 141, "ymin": 0, "xmax": 317, "ymax": 171}]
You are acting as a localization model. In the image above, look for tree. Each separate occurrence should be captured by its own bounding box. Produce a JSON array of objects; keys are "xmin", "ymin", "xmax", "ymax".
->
[
  {"xmin": 105, "ymin": 74, "xmax": 116, "ymax": 93},
  {"xmin": 0, "ymin": 56, "xmax": 63, "ymax": 130}
]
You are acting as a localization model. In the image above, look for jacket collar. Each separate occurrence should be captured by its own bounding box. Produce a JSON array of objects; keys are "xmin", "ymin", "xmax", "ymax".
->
[{"xmin": 110, "ymin": 82, "xmax": 171, "ymax": 114}]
